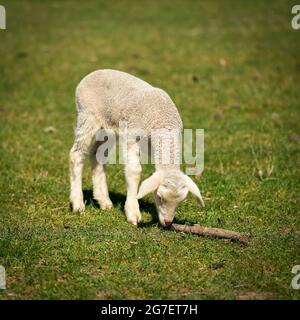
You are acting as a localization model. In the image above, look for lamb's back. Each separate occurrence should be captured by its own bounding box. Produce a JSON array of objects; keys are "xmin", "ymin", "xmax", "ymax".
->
[{"xmin": 76, "ymin": 69, "xmax": 182, "ymax": 131}]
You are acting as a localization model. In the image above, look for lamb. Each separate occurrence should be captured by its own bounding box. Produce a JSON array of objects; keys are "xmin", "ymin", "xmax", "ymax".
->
[{"xmin": 69, "ymin": 69, "xmax": 205, "ymax": 226}]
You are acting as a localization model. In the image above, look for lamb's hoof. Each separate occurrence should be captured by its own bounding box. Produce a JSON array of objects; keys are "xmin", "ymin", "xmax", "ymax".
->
[
  {"xmin": 127, "ymin": 215, "xmax": 142, "ymax": 226},
  {"xmin": 70, "ymin": 201, "xmax": 85, "ymax": 214},
  {"xmin": 99, "ymin": 199, "xmax": 113, "ymax": 210},
  {"xmin": 125, "ymin": 200, "xmax": 141, "ymax": 226}
]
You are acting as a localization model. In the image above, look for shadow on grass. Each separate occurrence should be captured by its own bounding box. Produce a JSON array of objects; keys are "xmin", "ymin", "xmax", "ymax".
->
[{"xmin": 83, "ymin": 189, "xmax": 159, "ymax": 227}]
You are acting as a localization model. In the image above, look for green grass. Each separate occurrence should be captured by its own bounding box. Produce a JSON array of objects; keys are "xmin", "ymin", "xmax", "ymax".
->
[{"xmin": 0, "ymin": 0, "xmax": 300, "ymax": 299}]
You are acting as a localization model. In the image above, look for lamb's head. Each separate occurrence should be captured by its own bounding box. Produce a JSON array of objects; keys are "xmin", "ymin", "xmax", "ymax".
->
[{"xmin": 137, "ymin": 170, "xmax": 205, "ymax": 227}]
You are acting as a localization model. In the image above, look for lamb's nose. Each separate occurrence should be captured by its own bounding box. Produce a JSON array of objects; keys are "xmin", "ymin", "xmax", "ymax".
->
[{"xmin": 164, "ymin": 219, "xmax": 173, "ymax": 227}]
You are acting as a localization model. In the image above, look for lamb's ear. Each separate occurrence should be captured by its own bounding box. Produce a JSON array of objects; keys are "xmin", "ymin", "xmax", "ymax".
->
[
  {"xmin": 184, "ymin": 175, "xmax": 205, "ymax": 207},
  {"xmin": 137, "ymin": 172, "xmax": 161, "ymax": 199}
]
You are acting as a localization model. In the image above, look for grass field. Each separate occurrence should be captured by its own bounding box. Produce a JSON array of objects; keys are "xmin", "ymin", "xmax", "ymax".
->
[{"xmin": 0, "ymin": 0, "xmax": 300, "ymax": 299}]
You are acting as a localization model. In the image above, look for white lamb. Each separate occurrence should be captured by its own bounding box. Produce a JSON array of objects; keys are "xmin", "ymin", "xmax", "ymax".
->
[{"xmin": 69, "ymin": 69, "xmax": 204, "ymax": 226}]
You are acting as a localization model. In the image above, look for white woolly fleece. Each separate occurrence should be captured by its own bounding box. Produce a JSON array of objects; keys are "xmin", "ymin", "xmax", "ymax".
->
[{"xmin": 75, "ymin": 69, "xmax": 183, "ymax": 134}]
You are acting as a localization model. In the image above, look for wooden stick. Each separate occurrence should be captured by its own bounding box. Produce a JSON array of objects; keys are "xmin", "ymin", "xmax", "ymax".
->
[{"xmin": 172, "ymin": 223, "xmax": 249, "ymax": 245}]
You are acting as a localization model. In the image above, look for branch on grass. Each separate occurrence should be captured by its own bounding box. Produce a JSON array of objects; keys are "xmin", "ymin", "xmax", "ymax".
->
[{"xmin": 172, "ymin": 223, "xmax": 249, "ymax": 245}]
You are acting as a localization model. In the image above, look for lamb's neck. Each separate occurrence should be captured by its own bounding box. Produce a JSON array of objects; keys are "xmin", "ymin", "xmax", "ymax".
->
[
  {"xmin": 152, "ymin": 129, "xmax": 181, "ymax": 172},
  {"xmin": 155, "ymin": 163, "xmax": 180, "ymax": 172}
]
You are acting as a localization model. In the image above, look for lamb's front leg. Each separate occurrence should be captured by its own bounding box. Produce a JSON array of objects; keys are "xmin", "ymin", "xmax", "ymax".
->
[{"xmin": 124, "ymin": 143, "xmax": 142, "ymax": 225}]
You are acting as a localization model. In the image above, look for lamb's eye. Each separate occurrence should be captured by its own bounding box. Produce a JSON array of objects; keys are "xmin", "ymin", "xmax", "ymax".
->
[{"xmin": 156, "ymin": 193, "xmax": 163, "ymax": 202}]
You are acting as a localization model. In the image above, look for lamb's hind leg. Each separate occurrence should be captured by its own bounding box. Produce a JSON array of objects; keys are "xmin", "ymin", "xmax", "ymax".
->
[
  {"xmin": 90, "ymin": 140, "xmax": 113, "ymax": 210},
  {"xmin": 69, "ymin": 115, "xmax": 96, "ymax": 213}
]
